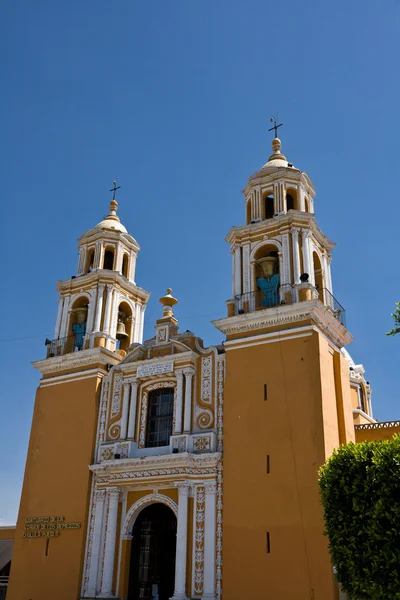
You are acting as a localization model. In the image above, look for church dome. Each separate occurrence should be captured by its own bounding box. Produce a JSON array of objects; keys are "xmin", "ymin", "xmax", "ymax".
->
[
  {"xmin": 261, "ymin": 137, "xmax": 290, "ymax": 169},
  {"xmin": 96, "ymin": 216, "xmax": 128, "ymax": 233},
  {"xmin": 95, "ymin": 198, "xmax": 127, "ymax": 233}
]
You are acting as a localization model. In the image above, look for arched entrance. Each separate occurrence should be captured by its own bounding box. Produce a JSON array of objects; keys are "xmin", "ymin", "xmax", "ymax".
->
[{"xmin": 128, "ymin": 503, "xmax": 177, "ymax": 600}]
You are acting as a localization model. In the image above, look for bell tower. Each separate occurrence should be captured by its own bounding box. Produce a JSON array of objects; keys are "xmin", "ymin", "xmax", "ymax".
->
[
  {"xmin": 214, "ymin": 131, "xmax": 356, "ymax": 600},
  {"xmin": 7, "ymin": 193, "xmax": 150, "ymax": 600},
  {"xmin": 50, "ymin": 195, "xmax": 149, "ymax": 357}
]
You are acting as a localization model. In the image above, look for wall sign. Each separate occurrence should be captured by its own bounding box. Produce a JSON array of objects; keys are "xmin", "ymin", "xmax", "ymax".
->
[
  {"xmin": 23, "ymin": 516, "xmax": 81, "ymax": 538},
  {"xmin": 137, "ymin": 361, "xmax": 174, "ymax": 378}
]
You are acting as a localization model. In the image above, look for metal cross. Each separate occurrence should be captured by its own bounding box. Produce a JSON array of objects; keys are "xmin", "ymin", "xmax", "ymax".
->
[
  {"xmin": 268, "ymin": 114, "xmax": 283, "ymax": 138},
  {"xmin": 109, "ymin": 179, "xmax": 121, "ymax": 201}
]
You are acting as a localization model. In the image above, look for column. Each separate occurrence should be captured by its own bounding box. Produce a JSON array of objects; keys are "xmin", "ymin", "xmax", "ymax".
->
[
  {"xmin": 298, "ymin": 184, "xmax": 305, "ymax": 212},
  {"xmin": 109, "ymin": 290, "xmax": 119, "ymax": 339},
  {"xmin": 78, "ymin": 247, "xmax": 86, "ymax": 275},
  {"xmin": 94, "ymin": 241, "xmax": 102, "ymax": 269},
  {"xmin": 127, "ymin": 380, "xmax": 139, "ymax": 439},
  {"xmin": 93, "ymin": 284, "xmax": 105, "ymax": 332},
  {"xmin": 120, "ymin": 383, "xmax": 130, "ymax": 439},
  {"xmin": 86, "ymin": 489, "xmax": 106, "ymax": 597},
  {"xmin": 234, "ymin": 246, "xmax": 241, "ymax": 296},
  {"xmin": 302, "ymin": 231, "xmax": 311, "ymax": 278},
  {"xmin": 292, "ymin": 228, "xmax": 301, "ymax": 284},
  {"xmin": 183, "ymin": 369, "xmax": 194, "ymax": 433},
  {"xmin": 202, "ymin": 482, "xmax": 217, "ymax": 600},
  {"xmin": 59, "ymin": 295, "xmax": 71, "ymax": 337},
  {"xmin": 86, "ymin": 287, "xmax": 98, "ymax": 335},
  {"xmin": 139, "ymin": 305, "xmax": 145, "ymax": 343},
  {"xmin": 171, "ymin": 483, "xmax": 190, "ymax": 600},
  {"xmin": 100, "ymin": 488, "xmax": 120, "ymax": 597},
  {"xmin": 129, "ymin": 253, "xmax": 137, "ymax": 283},
  {"xmin": 174, "ymin": 371, "xmax": 184, "ymax": 434},
  {"xmin": 54, "ymin": 296, "xmax": 64, "ymax": 339},
  {"xmin": 242, "ymin": 244, "xmax": 250, "ymax": 293},
  {"xmin": 231, "ymin": 250, "xmax": 235, "ymax": 298},
  {"xmin": 103, "ymin": 286, "xmax": 113, "ymax": 334}
]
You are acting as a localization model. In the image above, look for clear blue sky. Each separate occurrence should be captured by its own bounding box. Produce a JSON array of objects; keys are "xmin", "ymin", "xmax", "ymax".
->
[{"xmin": 1, "ymin": 0, "xmax": 399, "ymax": 525}]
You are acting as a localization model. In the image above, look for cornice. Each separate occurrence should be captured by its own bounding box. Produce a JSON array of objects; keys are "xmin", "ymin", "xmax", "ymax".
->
[
  {"xmin": 90, "ymin": 452, "xmax": 222, "ymax": 481},
  {"xmin": 212, "ymin": 299, "xmax": 353, "ymax": 349},
  {"xmin": 56, "ymin": 270, "xmax": 151, "ymax": 301},
  {"xmin": 78, "ymin": 228, "xmax": 140, "ymax": 251},
  {"xmin": 119, "ymin": 349, "xmax": 199, "ymax": 370},
  {"xmin": 32, "ymin": 346, "xmax": 121, "ymax": 376},
  {"xmin": 226, "ymin": 213, "xmax": 334, "ymax": 252}
]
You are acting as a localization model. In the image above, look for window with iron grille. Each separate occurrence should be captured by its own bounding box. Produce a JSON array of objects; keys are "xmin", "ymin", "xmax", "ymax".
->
[{"xmin": 145, "ymin": 388, "xmax": 174, "ymax": 448}]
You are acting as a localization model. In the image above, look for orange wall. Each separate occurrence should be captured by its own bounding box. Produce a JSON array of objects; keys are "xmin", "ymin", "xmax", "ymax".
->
[
  {"xmin": 0, "ymin": 527, "xmax": 15, "ymax": 541},
  {"xmin": 355, "ymin": 424, "xmax": 400, "ymax": 443},
  {"xmin": 222, "ymin": 330, "xmax": 346, "ymax": 600},
  {"xmin": 7, "ymin": 375, "xmax": 102, "ymax": 600}
]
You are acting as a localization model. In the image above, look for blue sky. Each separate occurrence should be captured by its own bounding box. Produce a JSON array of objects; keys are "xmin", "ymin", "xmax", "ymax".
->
[{"xmin": 1, "ymin": 0, "xmax": 399, "ymax": 525}]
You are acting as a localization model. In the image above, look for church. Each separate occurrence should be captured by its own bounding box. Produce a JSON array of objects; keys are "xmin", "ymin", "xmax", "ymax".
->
[{"xmin": 2, "ymin": 131, "xmax": 400, "ymax": 600}]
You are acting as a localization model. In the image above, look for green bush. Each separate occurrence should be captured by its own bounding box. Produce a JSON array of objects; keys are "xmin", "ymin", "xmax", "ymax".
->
[
  {"xmin": 319, "ymin": 437, "xmax": 400, "ymax": 600},
  {"xmin": 386, "ymin": 302, "xmax": 400, "ymax": 336}
]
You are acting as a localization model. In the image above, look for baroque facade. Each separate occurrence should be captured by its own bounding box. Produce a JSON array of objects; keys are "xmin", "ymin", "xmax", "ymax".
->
[{"xmin": 5, "ymin": 134, "xmax": 400, "ymax": 600}]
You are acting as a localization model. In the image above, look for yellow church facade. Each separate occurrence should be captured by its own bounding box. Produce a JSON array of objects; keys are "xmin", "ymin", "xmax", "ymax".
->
[{"xmin": 5, "ymin": 135, "xmax": 400, "ymax": 600}]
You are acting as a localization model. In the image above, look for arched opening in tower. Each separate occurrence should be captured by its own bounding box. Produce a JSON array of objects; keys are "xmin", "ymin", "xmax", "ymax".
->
[
  {"xmin": 116, "ymin": 301, "xmax": 133, "ymax": 352},
  {"xmin": 313, "ymin": 251, "xmax": 324, "ymax": 299},
  {"xmin": 253, "ymin": 245, "xmax": 280, "ymax": 309},
  {"xmin": 265, "ymin": 195, "xmax": 274, "ymax": 219},
  {"xmin": 85, "ymin": 248, "xmax": 95, "ymax": 273},
  {"xmin": 103, "ymin": 249, "xmax": 115, "ymax": 270},
  {"xmin": 122, "ymin": 254, "xmax": 129, "ymax": 278},
  {"xmin": 68, "ymin": 296, "xmax": 88, "ymax": 351}
]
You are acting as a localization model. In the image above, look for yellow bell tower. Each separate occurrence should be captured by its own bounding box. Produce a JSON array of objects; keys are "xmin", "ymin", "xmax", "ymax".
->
[
  {"xmin": 213, "ymin": 130, "xmax": 355, "ymax": 600},
  {"xmin": 7, "ymin": 194, "xmax": 150, "ymax": 600}
]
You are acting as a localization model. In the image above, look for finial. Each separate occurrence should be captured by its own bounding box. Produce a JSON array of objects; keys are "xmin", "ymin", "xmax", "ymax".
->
[
  {"xmin": 159, "ymin": 288, "xmax": 178, "ymax": 317},
  {"xmin": 105, "ymin": 179, "xmax": 121, "ymax": 222},
  {"xmin": 266, "ymin": 114, "xmax": 287, "ymax": 164}
]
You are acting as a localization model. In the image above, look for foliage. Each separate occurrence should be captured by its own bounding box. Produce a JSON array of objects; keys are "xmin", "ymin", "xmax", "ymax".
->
[
  {"xmin": 386, "ymin": 302, "xmax": 400, "ymax": 336},
  {"xmin": 319, "ymin": 437, "xmax": 400, "ymax": 600}
]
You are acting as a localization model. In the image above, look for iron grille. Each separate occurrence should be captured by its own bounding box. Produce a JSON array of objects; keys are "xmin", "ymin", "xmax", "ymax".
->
[{"xmin": 145, "ymin": 388, "xmax": 174, "ymax": 448}]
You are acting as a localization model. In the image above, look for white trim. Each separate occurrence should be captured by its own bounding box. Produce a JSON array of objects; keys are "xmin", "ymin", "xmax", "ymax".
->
[
  {"xmin": 39, "ymin": 368, "xmax": 107, "ymax": 387},
  {"xmin": 224, "ymin": 329, "xmax": 314, "ymax": 351},
  {"xmin": 121, "ymin": 492, "xmax": 178, "ymax": 537},
  {"xmin": 352, "ymin": 408, "xmax": 376, "ymax": 424}
]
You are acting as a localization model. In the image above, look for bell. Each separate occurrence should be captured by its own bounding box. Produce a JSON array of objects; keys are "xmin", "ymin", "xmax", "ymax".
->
[
  {"xmin": 257, "ymin": 255, "xmax": 278, "ymax": 278},
  {"xmin": 116, "ymin": 320, "xmax": 129, "ymax": 340}
]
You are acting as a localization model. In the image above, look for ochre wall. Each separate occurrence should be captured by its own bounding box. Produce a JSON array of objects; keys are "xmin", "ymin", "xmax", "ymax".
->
[
  {"xmin": 222, "ymin": 330, "xmax": 349, "ymax": 600},
  {"xmin": 7, "ymin": 375, "xmax": 102, "ymax": 600},
  {"xmin": 355, "ymin": 424, "xmax": 400, "ymax": 443},
  {"xmin": 0, "ymin": 527, "xmax": 15, "ymax": 541}
]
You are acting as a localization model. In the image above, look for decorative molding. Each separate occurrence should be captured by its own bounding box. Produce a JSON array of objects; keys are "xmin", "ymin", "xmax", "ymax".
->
[
  {"xmin": 355, "ymin": 421, "xmax": 400, "ymax": 430},
  {"xmin": 171, "ymin": 435, "xmax": 187, "ymax": 453},
  {"xmin": 111, "ymin": 371, "xmax": 124, "ymax": 417},
  {"xmin": 97, "ymin": 377, "xmax": 111, "ymax": 460},
  {"xmin": 192, "ymin": 434, "xmax": 212, "ymax": 454},
  {"xmin": 201, "ymin": 356, "xmax": 212, "ymax": 403},
  {"xmin": 32, "ymin": 347, "xmax": 121, "ymax": 376},
  {"xmin": 216, "ymin": 462, "xmax": 223, "ymax": 598},
  {"xmin": 193, "ymin": 485, "xmax": 205, "ymax": 597},
  {"xmin": 216, "ymin": 358, "xmax": 224, "ymax": 453},
  {"xmin": 213, "ymin": 299, "xmax": 353, "ymax": 349},
  {"xmin": 122, "ymin": 492, "xmax": 178, "ymax": 537}
]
